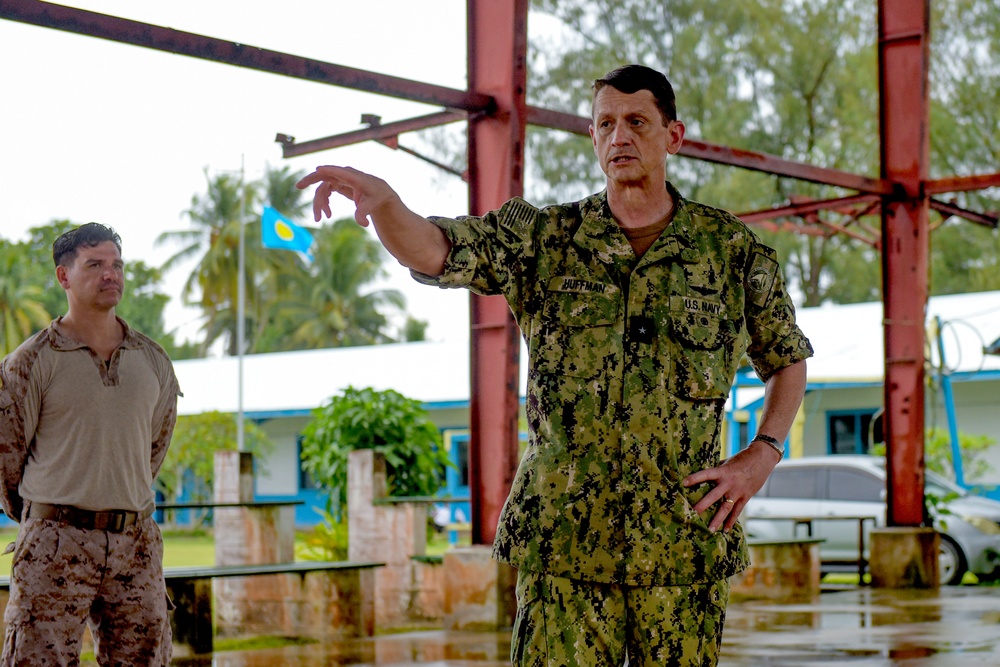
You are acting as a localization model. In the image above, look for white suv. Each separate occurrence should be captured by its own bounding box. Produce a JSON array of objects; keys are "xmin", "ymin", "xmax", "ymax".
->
[{"xmin": 743, "ymin": 455, "xmax": 1000, "ymax": 585}]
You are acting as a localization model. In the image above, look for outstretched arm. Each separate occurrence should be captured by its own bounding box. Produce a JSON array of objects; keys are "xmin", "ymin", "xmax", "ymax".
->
[
  {"xmin": 683, "ymin": 359, "xmax": 808, "ymax": 532},
  {"xmin": 296, "ymin": 165, "xmax": 451, "ymax": 277}
]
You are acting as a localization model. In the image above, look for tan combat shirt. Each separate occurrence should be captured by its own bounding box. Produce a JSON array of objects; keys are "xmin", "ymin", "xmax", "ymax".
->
[
  {"xmin": 415, "ymin": 183, "xmax": 813, "ymax": 587},
  {"xmin": 0, "ymin": 318, "xmax": 180, "ymax": 521}
]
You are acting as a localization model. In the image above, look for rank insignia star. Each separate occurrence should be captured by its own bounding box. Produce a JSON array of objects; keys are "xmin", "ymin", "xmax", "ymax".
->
[{"xmin": 630, "ymin": 316, "xmax": 655, "ymax": 344}]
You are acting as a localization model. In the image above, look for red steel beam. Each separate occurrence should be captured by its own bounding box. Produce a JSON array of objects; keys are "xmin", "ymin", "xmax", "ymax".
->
[
  {"xmin": 926, "ymin": 172, "xmax": 1000, "ymax": 195},
  {"xmin": 929, "ymin": 199, "xmax": 998, "ymax": 228},
  {"xmin": 878, "ymin": 0, "xmax": 931, "ymax": 528},
  {"xmin": 279, "ymin": 110, "xmax": 467, "ymax": 158},
  {"xmin": 466, "ymin": 0, "xmax": 528, "ymax": 546},
  {"xmin": 0, "ymin": 0, "xmax": 493, "ymax": 113},
  {"xmin": 737, "ymin": 194, "xmax": 882, "ymax": 224},
  {"xmin": 743, "ymin": 222, "xmax": 830, "ymax": 236}
]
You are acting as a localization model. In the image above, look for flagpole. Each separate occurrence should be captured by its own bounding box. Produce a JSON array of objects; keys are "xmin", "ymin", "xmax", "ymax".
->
[{"xmin": 236, "ymin": 156, "xmax": 246, "ymax": 452}]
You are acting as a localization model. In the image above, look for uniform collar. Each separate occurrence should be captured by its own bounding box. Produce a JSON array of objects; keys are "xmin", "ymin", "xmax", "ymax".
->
[
  {"xmin": 573, "ymin": 182, "xmax": 701, "ymax": 269},
  {"xmin": 573, "ymin": 192, "xmax": 635, "ymax": 270},
  {"xmin": 49, "ymin": 316, "xmax": 142, "ymax": 352},
  {"xmin": 641, "ymin": 182, "xmax": 703, "ymax": 267}
]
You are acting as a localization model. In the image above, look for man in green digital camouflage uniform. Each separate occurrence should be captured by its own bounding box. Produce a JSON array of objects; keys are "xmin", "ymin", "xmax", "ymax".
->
[{"xmin": 298, "ymin": 64, "xmax": 812, "ymax": 667}]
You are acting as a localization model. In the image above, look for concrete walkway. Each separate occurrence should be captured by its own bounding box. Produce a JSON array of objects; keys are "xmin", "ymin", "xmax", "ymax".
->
[{"xmin": 172, "ymin": 585, "xmax": 1000, "ymax": 666}]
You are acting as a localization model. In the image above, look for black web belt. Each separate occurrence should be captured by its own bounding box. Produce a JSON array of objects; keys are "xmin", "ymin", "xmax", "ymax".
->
[{"xmin": 27, "ymin": 502, "xmax": 153, "ymax": 533}]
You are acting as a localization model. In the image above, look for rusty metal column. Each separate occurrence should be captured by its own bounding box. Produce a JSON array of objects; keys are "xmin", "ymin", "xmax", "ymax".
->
[
  {"xmin": 466, "ymin": 0, "xmax": 528, "ymax": 545},
  {"xmin": 878, "ymin": 0, "xmax": 931, "ymax": 527}
]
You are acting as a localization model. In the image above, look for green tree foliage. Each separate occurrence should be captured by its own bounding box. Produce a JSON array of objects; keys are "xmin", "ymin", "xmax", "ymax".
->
[
  {"xmin": 525, "ymin": 0, "xmax": 999, "ymax": 304},
  {"xmin": 159, "ymin": 166, "xmax": 421, "ymax": 355},
  {"xmin": 157, "ymin": 411, "xmax": 273, "ymax": 504},
  {"xmin": 924, "ymin": 428, "xmax": 997, "ymax": 483},
  {"xmin": 259, "ymin": 218, "xmax": 406, "ymax": 350},
  {"xmin": 0, "ymin": 241, "xmax": 51, "ymax": 356},
  {"xmin": 873, "ymin": 428, "xmax": 997, "ymax": 484},
  {"xmin": 22, "ymin": 220, "xmax": 75, "ymax": 320},
  {"xmin": 402, "ymin": 316, "xmax": 429, "ymax": 343},
  {"xmin": 300, "ymin": 386, "xmax": 451, "ymax": 518},
  {"xmin": 157, "ymin": 169, "xmax": 263, "ymax": 356}
]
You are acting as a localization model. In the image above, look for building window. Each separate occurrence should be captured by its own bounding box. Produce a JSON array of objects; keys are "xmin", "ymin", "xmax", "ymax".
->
[
  {"xmin": 828, "ymin": 410, "xmax": 877, "ymax": 455},
  {"xmin": 456, "ymin": 438, "xmax": 470, "ymax": 488},
  {"xmin": 297, "ymin": 436, "xmax": 320, "ymax": 490}
]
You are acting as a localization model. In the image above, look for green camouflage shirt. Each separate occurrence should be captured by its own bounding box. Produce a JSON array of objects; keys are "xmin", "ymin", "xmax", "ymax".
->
[{"xmin": 414, "ymin": 183, "xmax": 813, "ymax": 586}]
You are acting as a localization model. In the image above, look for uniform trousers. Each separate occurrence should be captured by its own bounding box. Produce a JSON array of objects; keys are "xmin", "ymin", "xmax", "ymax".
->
[
  {"xmin": 2, "ymin": 513, "xmax": 171, "ymax": 666},
  {"xmin": 511, "ymin": 569, "xmax": 729, "ymax": 667}
]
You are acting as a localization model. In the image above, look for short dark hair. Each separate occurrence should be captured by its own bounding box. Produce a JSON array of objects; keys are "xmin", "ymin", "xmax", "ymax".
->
[
  {"xmin": 52, "ymin": 223, "xmax": 122, "ymax": 267},
  {"xmin": 593, "ymin": 64, "xmax": 677, "ymax": 125}
]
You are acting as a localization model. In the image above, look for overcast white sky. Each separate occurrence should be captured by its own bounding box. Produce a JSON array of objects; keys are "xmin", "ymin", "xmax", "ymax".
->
[{"xmin": 1, "ymin": 1, "xmax": 505, "ymax": 347}]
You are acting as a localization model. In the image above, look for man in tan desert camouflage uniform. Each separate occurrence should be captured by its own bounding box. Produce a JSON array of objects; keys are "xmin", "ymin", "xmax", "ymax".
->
[
  {"xmin": 0, "ymin": 223, "xmax": 179, "ymax": 666},
  {"xmin": 297, "ymin": 64, "xmax": 812, "ymax": 666}
]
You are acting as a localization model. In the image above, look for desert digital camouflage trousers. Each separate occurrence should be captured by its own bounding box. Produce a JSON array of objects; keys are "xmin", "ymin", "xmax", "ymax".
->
[
  {"xmin": 2, "ymin": 513, "xmax": 171, "ymax": 666},
  {"xmin": 511, "ymin": 569, "xmax": 729, "ymax": 667}
]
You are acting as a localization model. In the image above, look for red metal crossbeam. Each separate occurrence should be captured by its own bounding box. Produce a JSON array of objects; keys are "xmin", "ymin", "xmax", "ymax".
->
[
  {"xmin": 929, "ymin": 199, "xmax": 999, "ymax": 228},
  {"xmin": 737, "ymin": 194, "xmax": 882, "ymax": 223},
  {"xmin": 743, "ymin": 221, "xmax": 829, "ymax": 236},
  {"xmin": 926, "ymin": 172, "xmax": 1000, "ymax": 195},
  {"xmin": 278, "ymin": 110, "xmax": 467, "ymax": 158},
  {"xmin": 739, "ymin": 194, "xmax": 883, "ymax": 247},
  {"xmin": 0, "ymin": 0, "xmax": 493, "ymax": 113}
]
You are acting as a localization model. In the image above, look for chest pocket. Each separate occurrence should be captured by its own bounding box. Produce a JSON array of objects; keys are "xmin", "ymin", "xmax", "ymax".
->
[
  {"xmin": 667, "ymin": 295, "xmax": 738, "ymax": 399},
  {"xmin": 532, "ymin": 280, "xmax": 621, "ymax": 378}
]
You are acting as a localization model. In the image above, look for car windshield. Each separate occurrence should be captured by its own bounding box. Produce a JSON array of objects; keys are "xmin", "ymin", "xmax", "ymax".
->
[{"xmin": 925, "ymin": 470, "xmax": 967, "ymax": 497}]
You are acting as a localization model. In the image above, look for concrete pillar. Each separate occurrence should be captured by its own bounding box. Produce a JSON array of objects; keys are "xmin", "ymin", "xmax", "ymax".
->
[
  {"xmin": 212, "ymin": 450, "xmax": 296, "ymax": 639},
  {"xmin": 214, "ymin": 450, "xmax": 254, "ymax": 503},
  {"xmin": 443, "ymin": 545, "xmax": 517, "ymax": 631},
  {"xmin": 214, "ymin": 450, "xmax": 255, "ymax": 566},
  {"xmin": 348, "ymin": 449, "xmax": 427, "ymax": 627},
  {"xmin": 730, "ymin": 538, "xmax": 823, "ymax": 602},
  {"xmin": 869, "ymin": 527, "xmax": 939, "ymax": 588}
]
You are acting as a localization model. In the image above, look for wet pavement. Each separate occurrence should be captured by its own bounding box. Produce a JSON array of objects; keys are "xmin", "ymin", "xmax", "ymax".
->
[{"xmin": 172, "ymin": 585, "xmax": 1000, "ymax": 666}]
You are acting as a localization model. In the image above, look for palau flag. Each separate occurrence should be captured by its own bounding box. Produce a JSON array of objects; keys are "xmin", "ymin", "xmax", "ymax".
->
[{"xmin": 261, "ymin": 205, "xmax": 314, "ymax": 262}]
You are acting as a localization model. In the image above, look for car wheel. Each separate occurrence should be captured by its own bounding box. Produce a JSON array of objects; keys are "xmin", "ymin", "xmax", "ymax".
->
[{"xmin": 939, "ymin": 535, "xmax": 967, "ymax": 586}]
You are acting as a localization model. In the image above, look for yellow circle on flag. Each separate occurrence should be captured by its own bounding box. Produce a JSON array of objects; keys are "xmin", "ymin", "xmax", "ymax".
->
[{"xmin": 275, "ymin": 221, "xmax": 295, "ymax": 241}]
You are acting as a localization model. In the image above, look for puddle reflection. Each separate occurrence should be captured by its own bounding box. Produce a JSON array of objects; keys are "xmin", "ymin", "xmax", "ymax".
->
[
  {"xmin": 169, "ymin": 586, "xmax": 1000, "ymax": 667},
  {"xmin": 171, "ymin": 631, "xmax": 512, "ymax": 667}
]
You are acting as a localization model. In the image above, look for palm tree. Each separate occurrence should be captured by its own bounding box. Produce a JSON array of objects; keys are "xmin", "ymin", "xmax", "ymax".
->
[
  {"xmin": 265, "ymin": 218, "xmax": 406, "ymax": 350},
  {"xmin": 158, "ymin": 165, "xmax": 319, "ymax": 356},
  {"xmin": 0, "ymin": 242, "xmax": 52, "ymax": 355},
  {"xmin": 157, "ymin": 169, "xmax": 263, "ymax": 356}
]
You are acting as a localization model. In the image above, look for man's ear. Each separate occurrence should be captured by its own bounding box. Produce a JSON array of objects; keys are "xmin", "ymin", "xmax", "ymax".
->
[
  {"xmin": 666, "ymin": 120, "xmax": 686, "ymax": 155},
  {"xmin": 55, "ymin": 264, "xmax": 70, "ymax": 290}
]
